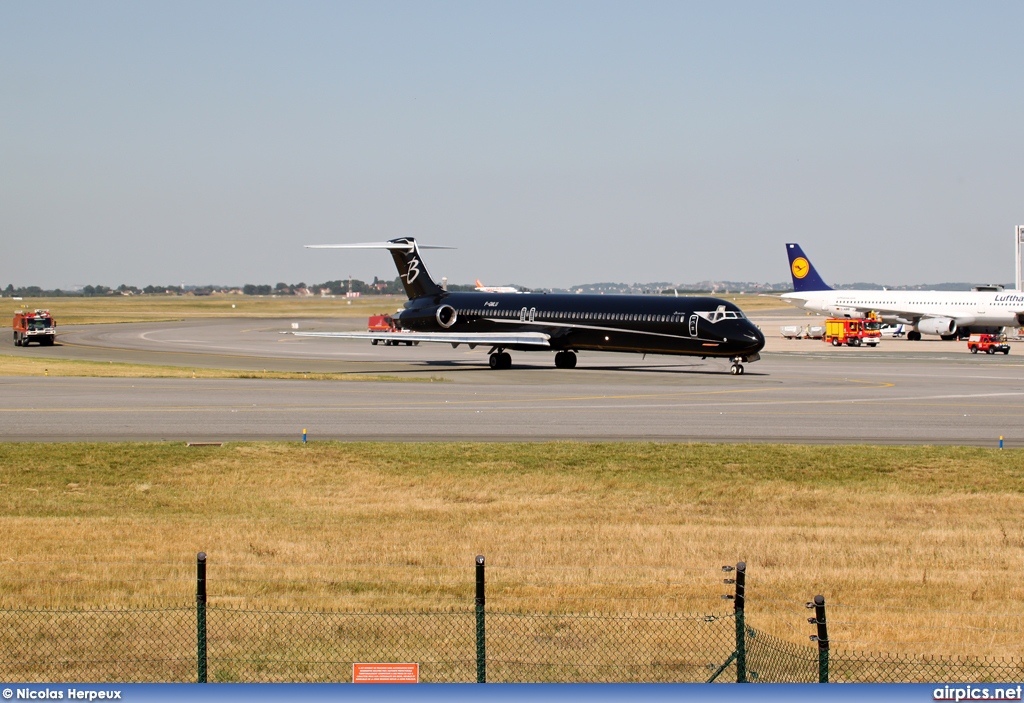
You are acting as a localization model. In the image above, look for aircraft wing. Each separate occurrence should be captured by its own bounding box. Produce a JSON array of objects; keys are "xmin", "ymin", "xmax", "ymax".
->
[{"xmin": 288, "ymin": 330, "xmax": 551, "ymax": 347}]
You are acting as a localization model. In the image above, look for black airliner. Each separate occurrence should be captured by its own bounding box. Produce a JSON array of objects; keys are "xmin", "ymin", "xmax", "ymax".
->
[{"xmin": 299, "ymin": 238, "xmax": 765, "ymax": 374}]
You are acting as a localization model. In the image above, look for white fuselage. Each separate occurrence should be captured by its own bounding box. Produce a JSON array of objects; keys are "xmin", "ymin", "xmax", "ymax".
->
[{"xmin": 781, "ymin": 289, "xmax": 1024, "ymax": 329}]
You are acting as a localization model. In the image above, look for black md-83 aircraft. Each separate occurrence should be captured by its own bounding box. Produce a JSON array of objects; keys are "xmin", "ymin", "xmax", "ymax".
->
[{"xmin": 298, "ymin": 238, "xmax": 765, "ymax": 374}]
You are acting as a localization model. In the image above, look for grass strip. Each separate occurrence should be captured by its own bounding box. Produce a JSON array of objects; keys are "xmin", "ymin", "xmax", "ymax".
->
[{"xmin": 0, "ymin": 354, "xmax": 442, "ymax": 382}]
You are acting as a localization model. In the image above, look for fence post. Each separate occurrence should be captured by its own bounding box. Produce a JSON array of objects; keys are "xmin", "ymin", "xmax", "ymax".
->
[
  {"xmin": 196, "ymin": 552, "xmax": 207, "ymax": 684},
  {"xmin": 811, "ymin": 595, "xmax": 829, "ymax": 683},
  {"xmin": 475, "ymin": 555, "xmax": 486, "ymax": 683},
  {"xmin": 734, "ymin": 561, "xmax": 747, "ymax": 683}
]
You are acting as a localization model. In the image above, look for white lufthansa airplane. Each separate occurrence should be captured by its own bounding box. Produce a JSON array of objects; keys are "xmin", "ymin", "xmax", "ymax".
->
[{"xmin": 781, "ymin": 243, "xmax": 1024, "ymax": 340}]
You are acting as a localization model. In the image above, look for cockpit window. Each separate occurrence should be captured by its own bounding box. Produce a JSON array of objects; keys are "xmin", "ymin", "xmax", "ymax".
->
[{"xmin": 695, "ymin": 306, "xmax": 745, "ymax": 323}]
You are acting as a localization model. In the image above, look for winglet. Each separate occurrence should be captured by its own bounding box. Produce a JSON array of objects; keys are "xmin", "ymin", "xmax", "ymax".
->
[{"xmin": 785, "ymin": 243, "xmax": 832, "ymax": 292}]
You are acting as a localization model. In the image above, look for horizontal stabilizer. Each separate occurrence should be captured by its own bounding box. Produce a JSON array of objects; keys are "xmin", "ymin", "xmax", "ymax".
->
[
  {"xmin": 305, "ymin": 242, "xmax": 455, "ymax": 250},
  {"xmin": 288, "ymin": 330, "xmax": 551, "ymax": 347}
]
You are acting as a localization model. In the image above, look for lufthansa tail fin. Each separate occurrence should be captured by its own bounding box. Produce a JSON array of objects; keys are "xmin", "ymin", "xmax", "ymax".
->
[
  {"xmin": 785, "ymin": 243, "xmax": 831, "ymax": 292},
  {"xmin": 306, "ymin": 238, "xmax": 454, "ymax": 299}
]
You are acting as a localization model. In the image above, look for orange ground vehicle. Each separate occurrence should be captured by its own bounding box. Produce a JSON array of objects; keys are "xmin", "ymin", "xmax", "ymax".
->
[
  {"xmin": 967, "ymin": 333, "xmax": 1010, "ymax": 355},
  {"xmin": 12, "ymin": 309, "xmax": 56, "ymax": 347},
  {"xmin": 368, "ymin": 314, "xmax": 395, "ymax": 333},
  {"xmin": 824, "ymin": 318, "xmax": 881, "ymax": 347},
  {"xmin": 368, "ymin": 314, "xmax": 417, "ymax": 346}
]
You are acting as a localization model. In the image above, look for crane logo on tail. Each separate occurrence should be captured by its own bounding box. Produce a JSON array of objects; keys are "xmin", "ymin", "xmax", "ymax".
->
[{"xmin": 791, "ymin": 257, "xmax": 810, "ymax": 279}]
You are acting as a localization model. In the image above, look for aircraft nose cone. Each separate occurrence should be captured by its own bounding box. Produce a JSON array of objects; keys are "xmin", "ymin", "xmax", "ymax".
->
[{"xmin": 742, "ymin": 323, "xmax": 765, "ymax": 352}]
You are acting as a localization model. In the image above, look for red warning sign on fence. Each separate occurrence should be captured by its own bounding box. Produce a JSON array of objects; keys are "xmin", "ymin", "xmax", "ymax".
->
[{"xmin": 352, "ymin": 662, "xmax": 420, "ymax": 683}]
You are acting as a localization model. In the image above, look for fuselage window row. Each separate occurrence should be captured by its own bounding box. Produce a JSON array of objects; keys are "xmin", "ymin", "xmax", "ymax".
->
[{"xmin": 459, "ymin": 310, "xmax": 687, "ymax": 324}]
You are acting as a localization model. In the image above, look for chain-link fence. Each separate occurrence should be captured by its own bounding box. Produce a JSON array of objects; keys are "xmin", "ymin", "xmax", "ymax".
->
[
  {"xmin": 2, "ymin": 557, "xmax": 1021, "ymax": 683},
  {"xmin": 0, "ymin": 607, "xmax": 195, "ymax": 682},
  {"xmin": 2, "ymin": 605, "xmax": 1021, "ymax": 684}
]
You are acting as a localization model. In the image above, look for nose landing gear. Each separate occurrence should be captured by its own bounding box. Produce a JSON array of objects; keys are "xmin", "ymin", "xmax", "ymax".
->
[{"xmin": 729, "ymin": 357, "xmax": 746, "ymax": 375}]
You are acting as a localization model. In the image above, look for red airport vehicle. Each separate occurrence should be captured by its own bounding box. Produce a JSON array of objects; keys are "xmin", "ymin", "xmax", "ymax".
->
[
  {"xmin": 368, "ymin": 314, "xmax": 418, "ymax": 346},
  {"xmin": 823, "ymin": 317, "xmax": 881, "ymax": 347},
  {"xmin": 967, "ymin": 333, "xmax": 1010, "ymax": 355},
  {"xmin": 12, "ymin": 309, "xmax": 56, "ymax": 346}
]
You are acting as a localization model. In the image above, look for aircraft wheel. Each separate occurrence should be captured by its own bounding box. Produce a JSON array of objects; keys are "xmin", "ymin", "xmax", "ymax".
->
[
  {"xmin": 489, "ymin": 353, "xmax": 512, "ymax": 369},
  {"xmin": 405, "ymin": 341, "xmax": 413, "ymax": 346},
  {"xmin": 908, "ymin": 331, "xmax": 921, "ymax": 341},
  {"xmin": 371, "ymin": 339, "xmax": 378, "ymax": 345},
  {"xmin": 729, "ymin": 364, "xmax": 739, "ymax": 375},
  {"xmin": 554, "ymin": 351, "xmax": 577, "ymax": 369}
]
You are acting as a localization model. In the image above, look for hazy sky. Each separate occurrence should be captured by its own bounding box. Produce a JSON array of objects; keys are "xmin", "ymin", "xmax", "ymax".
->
[{"xmin": 3, "ymin": 1, "xmax": 1023, "ymax": 289}]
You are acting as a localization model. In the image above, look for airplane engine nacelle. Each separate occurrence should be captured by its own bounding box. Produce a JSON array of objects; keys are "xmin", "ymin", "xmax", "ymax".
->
[
  {"xmin": 435, "ymin": 304, "xmax": 457, "ymax": 329},
  {"xmin": 831, "ymin": 307, "xmax": 866, "ymax": 319},
  {"xmin": 916, "ymin": 317, "xmax": 957, "ymax": 336},
  {"xmin": 396, "ymin": 304, "xmax": 458, "ymax": 330}
]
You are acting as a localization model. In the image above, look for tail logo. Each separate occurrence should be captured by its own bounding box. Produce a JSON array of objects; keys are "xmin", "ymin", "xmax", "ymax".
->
[
  {"xmin": 405, "ymin": 257, "xmax": 421, "ymax": 284},
  {"xmin": 791, "ymin": 257, "xmax": 810, "ymax": 279}
]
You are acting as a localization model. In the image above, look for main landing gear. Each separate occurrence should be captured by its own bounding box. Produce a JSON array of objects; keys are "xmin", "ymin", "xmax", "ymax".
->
[
  {"xmin": 488, "ymin": 351, "xmax": 512, "ymax": 369},
  {"xmin": 488, "ymin": 350, "xmax": 579, "ymax": 370},
  {"xmin": 554, "ymin": 351, "xmax": 577, "ymax": 369},
  {"xmin": 729, "ymin": 357, "xmax": 746, "ymax": 375}
]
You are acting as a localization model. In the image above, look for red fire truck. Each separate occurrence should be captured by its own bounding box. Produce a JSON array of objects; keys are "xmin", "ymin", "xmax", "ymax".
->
[
  {"xmin": 823, "ymin": 318, "xmax": 881, "ymax": 347},
  {"xmin": 13, "ymin": 309, "xmax": 56, "ymax": 346}
]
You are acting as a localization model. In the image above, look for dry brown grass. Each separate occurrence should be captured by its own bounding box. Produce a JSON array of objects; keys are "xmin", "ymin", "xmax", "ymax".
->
[
  {"xmin": 0, "ymin": 354, "xmax": 442, "ymax": 381},
  {"xmin": 0, "ymin": 442, "xmax": 1021, "ymax": 659}
]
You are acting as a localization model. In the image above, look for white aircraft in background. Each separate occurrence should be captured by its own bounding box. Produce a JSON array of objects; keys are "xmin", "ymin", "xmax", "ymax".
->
[
  {"xmin": 474, "ymin": 279, "xmax": 519, "ymax": 293},
  {"xmin": 782, "ymin": 243, "xmax": 1024, "ymax": 341}
]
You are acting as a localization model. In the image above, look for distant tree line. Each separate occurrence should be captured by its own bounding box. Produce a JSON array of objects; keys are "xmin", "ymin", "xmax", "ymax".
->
[{"xmin": 0, "ymin": 277, "xmax": 442, "ymax": 298}]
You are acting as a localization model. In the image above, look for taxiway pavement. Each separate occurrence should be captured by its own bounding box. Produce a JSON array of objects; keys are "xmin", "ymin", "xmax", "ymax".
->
[{"xmin": 2, "ymin": 315, "xmax": 1022, "ymax": 444}]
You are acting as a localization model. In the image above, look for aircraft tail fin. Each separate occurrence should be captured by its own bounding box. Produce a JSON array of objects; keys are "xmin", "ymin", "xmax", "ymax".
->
[
  {"xmin": 306, "ymin": 238, "xmax": 454, "ymax": 299},
  {"xmin": 785, "ymin": 243, "xmax": 832, "ymax": 292}
]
